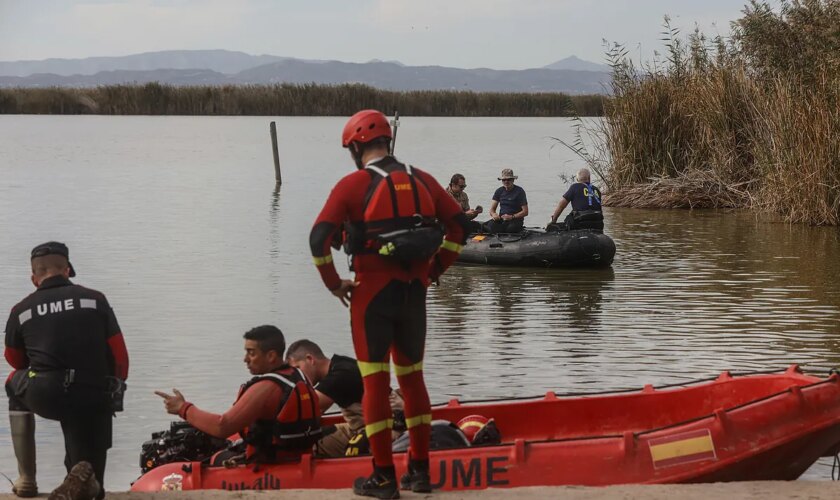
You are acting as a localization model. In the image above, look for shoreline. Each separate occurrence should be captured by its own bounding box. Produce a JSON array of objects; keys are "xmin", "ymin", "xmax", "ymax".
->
[
  {"xmin": 3, "ymin": 482, "xmax": 839, "ymax": 499},
  {"xmin": 0, "ymin": 84, "xmax": 604, "ymax": 117}
]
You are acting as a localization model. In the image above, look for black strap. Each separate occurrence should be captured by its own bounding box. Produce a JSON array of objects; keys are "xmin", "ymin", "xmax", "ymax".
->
[
  {"xmin": 408, "ymin": 174, "xmax": 421, "ymax": 214},
  {"xmin": 384, "ymin": 175, "xmax": 400, "ymax": 218}
]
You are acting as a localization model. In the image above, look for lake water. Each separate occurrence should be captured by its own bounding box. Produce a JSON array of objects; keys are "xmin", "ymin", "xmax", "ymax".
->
[{"xmin": 1, "ymin": 116, "xmax": 839, "ymax": 492}]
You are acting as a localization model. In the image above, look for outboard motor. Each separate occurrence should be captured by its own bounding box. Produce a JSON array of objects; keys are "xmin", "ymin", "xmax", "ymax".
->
[{"xmin": 140, "ymin": 421, "xmax": 228, "ymax": 473}]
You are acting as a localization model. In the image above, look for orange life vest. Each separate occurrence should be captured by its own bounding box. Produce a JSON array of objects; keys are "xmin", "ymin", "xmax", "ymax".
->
[
  {"xmin": 237, "ymin": 367, "xmax": 321, "ymax": 460},
  {"xmin": 344, "ymin": 157, "xmax": 443, "ymax": 261}
]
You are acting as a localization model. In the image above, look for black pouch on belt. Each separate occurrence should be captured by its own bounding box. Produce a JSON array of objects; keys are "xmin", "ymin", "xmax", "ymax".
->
[{"xmin": 105, "ymin": 376, "xmax": 127, "ymax": 412}]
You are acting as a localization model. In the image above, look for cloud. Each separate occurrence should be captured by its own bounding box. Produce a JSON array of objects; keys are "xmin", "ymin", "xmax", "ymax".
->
[
  {"xmin": 64, "ymin": 0, "xmax": 249, "ymax": 52},
  {"xmin": 368, "ymin": 0, "xmax": 568, "ymax": 30}
]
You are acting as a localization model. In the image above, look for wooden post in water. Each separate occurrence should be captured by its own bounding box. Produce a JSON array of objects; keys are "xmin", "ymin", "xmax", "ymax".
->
[{"xmin": 269, "ymin": 121, "xmax": 282, "ymax": 186}]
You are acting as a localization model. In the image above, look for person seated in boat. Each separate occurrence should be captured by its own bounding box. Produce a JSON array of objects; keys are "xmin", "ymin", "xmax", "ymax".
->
[
  {"xmin": 547, "ymin": 167, "xmax": 604, "ymax": 232},
  {"xmin": 485, "ymin": 168, "xmax": 528, "ymax": 234},
  {"xmin": 446, "ymin": 173, "xmax": 483, "ymax": 233},
  {"xmin": 285, "ymin": 339, "xmax": 405, "ymax": 458},
  {"xmin": 155, "ymin": 325, "xmax": 321, "ymax": 466}
]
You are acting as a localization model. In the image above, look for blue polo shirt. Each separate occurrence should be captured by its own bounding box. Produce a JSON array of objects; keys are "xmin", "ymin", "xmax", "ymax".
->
[{"xmin": 492, "ymin": 185, "xmax": 528, "ymax": 216}]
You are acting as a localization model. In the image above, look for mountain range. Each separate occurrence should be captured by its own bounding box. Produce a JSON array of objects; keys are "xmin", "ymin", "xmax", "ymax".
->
[{"xmin": 0, "ymin": 50, "xmax": 611, "ymax": 94}]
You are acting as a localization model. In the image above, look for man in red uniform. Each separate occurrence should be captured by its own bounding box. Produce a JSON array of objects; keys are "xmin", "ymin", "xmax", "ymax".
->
[
  {"xmin": 156, "ymin": 325, "xmax": 321, "ymax": 464},
  {"xmin": 310, "ymin": 109, "xmax": 469, "ymax": 498}
]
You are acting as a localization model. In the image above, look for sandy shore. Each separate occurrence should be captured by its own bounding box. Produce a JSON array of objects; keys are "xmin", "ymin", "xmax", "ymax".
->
[{"xmin": 2, "ymin": 482, "xmax": 839, "ymax": 499}]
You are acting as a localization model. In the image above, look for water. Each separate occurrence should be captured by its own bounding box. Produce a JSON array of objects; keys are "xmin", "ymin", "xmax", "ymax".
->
[{"xmin": 1, "ymin": 116, "xmax": 839, "ymax": 492}]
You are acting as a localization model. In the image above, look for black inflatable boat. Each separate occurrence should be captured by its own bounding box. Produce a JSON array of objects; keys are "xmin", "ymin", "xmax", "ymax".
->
[{"xmin": 457, "ymin": 229, "xmax": 616, "ymax": 267}]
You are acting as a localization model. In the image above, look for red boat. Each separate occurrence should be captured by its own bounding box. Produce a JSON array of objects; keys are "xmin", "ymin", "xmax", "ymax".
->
[{"xmin": 131, "ymin": 365, "xmax": 840, "ymax": 492}]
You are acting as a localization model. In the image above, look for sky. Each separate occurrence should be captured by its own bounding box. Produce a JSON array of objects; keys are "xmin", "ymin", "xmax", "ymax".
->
[{"xmin": 0, "ymin": 0, "xmax": 766, "ymax": 68}]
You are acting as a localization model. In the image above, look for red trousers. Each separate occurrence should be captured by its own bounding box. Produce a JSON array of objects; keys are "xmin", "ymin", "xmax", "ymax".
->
[{"xmin": 350, "ymin": 273, "xmax": 432, "ymax": 467}]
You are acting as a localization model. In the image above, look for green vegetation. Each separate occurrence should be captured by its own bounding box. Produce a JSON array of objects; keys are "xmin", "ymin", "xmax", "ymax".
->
[
  {"xmin": 573, "ymin": 0, "xmax": 840, "ymax": 225},
  {"xmin": 0, "ymin": 83, "xmax": 604, "ymax": 117}
]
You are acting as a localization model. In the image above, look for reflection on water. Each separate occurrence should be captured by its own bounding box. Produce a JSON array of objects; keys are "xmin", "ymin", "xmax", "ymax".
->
[
  {"xmin": 425, "ymin": 208, "xmax": 840, "ymax": 479},
  {"xmin": 427, "ymin": 209, "xmax": 840, "ymax": 401},
  {"xmin": 1, "ymin": 116, "xmax": 839, "ymax": 490}
]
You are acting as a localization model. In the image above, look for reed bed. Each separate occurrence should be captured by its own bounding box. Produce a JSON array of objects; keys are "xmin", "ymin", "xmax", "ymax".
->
[
  {"xmin": 575, "ymin": 0, "xmax": 840, "ymax": 225},
  {"xmin": 0, "ymin": 83, "xmax": 604, "ymax": 117}
]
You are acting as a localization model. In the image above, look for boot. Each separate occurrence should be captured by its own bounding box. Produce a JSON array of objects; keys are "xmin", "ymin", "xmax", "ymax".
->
[
  {"xmin": 9, "ymin": 412, "xmax": 38, "ymax": 498},
  {"xmin": 399, "ymin": 458, "xmax": 431, "ymax": 493},
  {"xmin": 48, "ymin": 461, "xmax": 100, "ymax": 500},
  {"xmin": 353, "ymin": 464, "xmax": 399, "ymax": 499}
]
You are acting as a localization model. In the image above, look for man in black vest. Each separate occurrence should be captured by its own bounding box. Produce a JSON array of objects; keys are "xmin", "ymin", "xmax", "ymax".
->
[{"xmin": 5, "ymin": 242, "xmax": 129, "ymax": 499}]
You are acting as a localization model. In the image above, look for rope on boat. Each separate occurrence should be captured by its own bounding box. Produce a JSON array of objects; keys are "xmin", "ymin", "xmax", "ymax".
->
[
  {"xmin": 449, "ymin": 367, "xmax": 798, "ymax": 405},
  {"xmin": 312, "ymin": 366, "xmax": 840, "ymax": 417}
]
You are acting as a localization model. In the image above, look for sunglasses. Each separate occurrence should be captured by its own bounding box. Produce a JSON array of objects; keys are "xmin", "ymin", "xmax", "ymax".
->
[
  {"xmin": 452, "ymin": 183, "xmax": 466, "ymax": 189},
  {"xmin": 501, "ymin": 178, "xmax": 514, "ymax": 182}
]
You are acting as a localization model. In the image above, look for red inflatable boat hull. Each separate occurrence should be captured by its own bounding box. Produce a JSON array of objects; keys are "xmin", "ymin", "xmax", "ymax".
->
[{"xmin": 131, "ymin": 366, "xmax": 840, "ymax": 492}]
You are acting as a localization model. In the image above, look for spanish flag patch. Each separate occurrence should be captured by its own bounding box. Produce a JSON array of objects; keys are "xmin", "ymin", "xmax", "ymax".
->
[{"xmin": 648, "ymin": 429, "xmax": 716, "ymax": 469}]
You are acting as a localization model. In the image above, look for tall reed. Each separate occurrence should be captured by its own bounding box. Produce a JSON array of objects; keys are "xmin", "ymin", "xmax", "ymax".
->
[{"xmin": 575, "ymin": 1, "xmax": 840, "ymax": 225}]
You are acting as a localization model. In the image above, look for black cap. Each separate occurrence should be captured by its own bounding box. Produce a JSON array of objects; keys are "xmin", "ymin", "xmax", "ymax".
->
[{"xmin": 30, "ymin": 241, "xmax": 76, "ymax": 277}]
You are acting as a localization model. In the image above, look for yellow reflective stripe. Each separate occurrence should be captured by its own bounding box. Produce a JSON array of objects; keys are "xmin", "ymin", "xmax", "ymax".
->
[
  {"xmin": 312, "ymin": 254, "xmax": 334, "ymax": 266},
  {"xmin": 357, "ymin": 361, "xmax": 390, "ymax": 377},
  {"xmin": 394, "ymin": 361, "xmax": 423, "ymax": 377},
  {"xmin": 378, "ymin": 242, "xmax": 396, "ymax": 256},
  {"xmin": 440, "ymin": 240, "xmax": 463, "ymax": 254},
  {"xmin": 405, "ymin": 413, "xmax": 432, "ymax": 429},
  {"xmin": 365, "ymin": 418, "xmax": 393, "ymax": 437}
]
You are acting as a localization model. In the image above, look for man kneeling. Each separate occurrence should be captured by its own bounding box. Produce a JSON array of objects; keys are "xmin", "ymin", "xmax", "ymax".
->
[{"xmin": 156, "ymin": 325, "xmax": 321, "ymax": 465}]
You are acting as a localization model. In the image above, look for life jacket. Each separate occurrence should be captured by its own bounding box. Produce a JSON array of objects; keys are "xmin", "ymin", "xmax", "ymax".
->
[
  {"xmin": 392, "ymin": 420, "xmax": 471, "ymax": 452},
  {"xmin": 237, "ymin": 367, "xmax": 322, "ymax": 460},
  {"xmin": 566, "ymin": 209, "xmax": 604, "ymax": 232},
  {"xmin": 344, "ymin": 157, "xmax": 444, "ymax": 262}
]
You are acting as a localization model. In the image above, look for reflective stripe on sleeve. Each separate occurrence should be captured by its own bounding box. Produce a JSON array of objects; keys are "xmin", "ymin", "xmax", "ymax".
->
[
  {"xmin": 440, "ymin": 240, "xmax": 463, "ymax": 253},
  {"xmin": 365, "ymin": 418, "xmax": 394, "ymax": 437},
  {"xmin": 394, "ymin": 361, "xmax": 423, "ymax": 377},
  {"xmin": 312, "ymin": 254, "xmax": 334, "ymax": 266},
  {"xmin": 405, "ymin": 413, "xmax": 432, "ymax": 429},
  {"xmin": 357, "ymin": 361, "xmax": 390, "ymax": 377}
]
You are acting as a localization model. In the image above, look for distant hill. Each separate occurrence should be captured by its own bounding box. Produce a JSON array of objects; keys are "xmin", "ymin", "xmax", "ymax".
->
[
  {"xmin": 0, "ymin": 50, "xmax": 287, "ymax": 77},
  {"xmin": 0, "ymin": 69, "xmax": 229, "ymax": 87},
  {"xmin": 544, "ymin": 55, "xmax": 610, "ymax": 73},
  {"xmin": 0, "ymin": 50, "xmax": 610, "ymax": 94}
]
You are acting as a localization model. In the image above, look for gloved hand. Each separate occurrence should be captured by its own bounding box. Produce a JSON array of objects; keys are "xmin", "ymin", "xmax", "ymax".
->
[{"xmin": 426, "ymin": 255, "xmax": 443, "ymax": 286}]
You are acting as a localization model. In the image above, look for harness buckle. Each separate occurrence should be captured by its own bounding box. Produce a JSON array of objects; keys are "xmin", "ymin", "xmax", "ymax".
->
[{"xmin": 63, "ymin": 369, "xmax": 76, "ymax": 389}]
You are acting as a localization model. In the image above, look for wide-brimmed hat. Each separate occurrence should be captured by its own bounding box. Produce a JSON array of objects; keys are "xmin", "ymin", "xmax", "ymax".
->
[
  {"xmin": 31, "ymin": 241, "xmax": 76, "ymax": 277},
  {"xmin": 498, "ymin": 168, "xmax": 518, "ymax": 181}
]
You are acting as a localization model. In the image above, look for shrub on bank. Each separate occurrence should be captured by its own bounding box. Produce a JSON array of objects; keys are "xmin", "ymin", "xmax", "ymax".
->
[
  {"xmin": 0, "ymin": 82, "xmax": 604, "ymax": 117},
  {"xmin": 581, "ymin": 0, "xmax": 840, "ymax": 225}
]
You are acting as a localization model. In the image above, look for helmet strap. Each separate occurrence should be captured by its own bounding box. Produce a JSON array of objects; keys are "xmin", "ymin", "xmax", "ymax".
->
[{"xmin": 350, "ymin": 143, "xmax": 365, "ymax": 169}]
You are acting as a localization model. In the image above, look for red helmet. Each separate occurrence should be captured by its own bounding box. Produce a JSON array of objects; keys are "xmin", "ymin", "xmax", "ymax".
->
[
  {"xmin": 342, "ymin": 109, "xmax": 392, "ymax": 148},
  {"xmin": 457, "ymin": 415, "xmax": 489, "ymax": 443}
]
